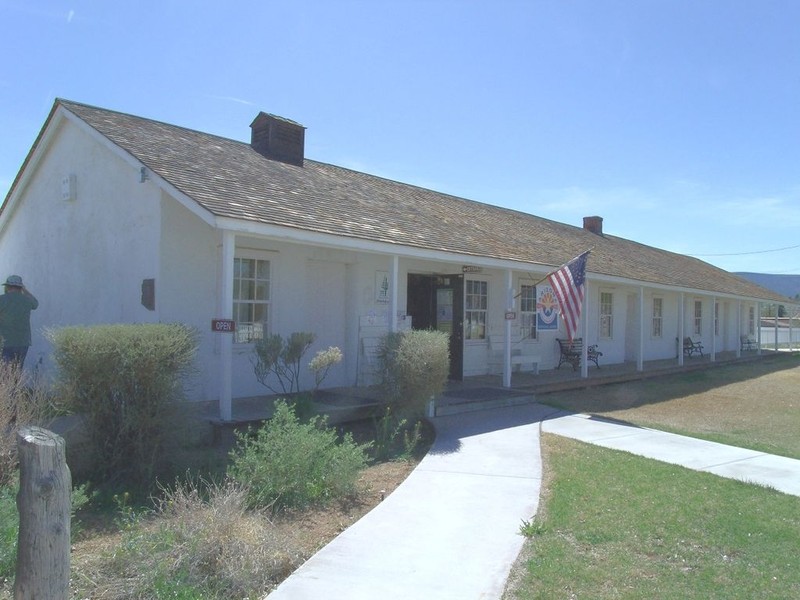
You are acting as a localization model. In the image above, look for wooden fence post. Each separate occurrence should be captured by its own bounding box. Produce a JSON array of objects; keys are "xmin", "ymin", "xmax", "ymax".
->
[{"xmin": 14, "ymin": 426, "xmax": 71, "ymax": 600}]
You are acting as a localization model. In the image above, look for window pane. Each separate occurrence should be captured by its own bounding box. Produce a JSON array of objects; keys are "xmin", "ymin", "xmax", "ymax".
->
[
  {"xmin": 257, "ymin": 260, "xmax": 270, "ymax": 280},
  {"xmin": 239, "ymin": 259, "xmax": 254, "ymax": 279}
]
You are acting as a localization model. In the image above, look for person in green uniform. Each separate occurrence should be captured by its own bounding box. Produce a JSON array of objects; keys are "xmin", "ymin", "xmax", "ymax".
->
[{"xmin": 0, "ymin": 275, "xmax": 39, "ymax": 368}]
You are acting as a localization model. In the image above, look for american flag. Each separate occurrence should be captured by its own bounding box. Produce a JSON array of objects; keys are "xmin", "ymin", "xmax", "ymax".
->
[{"xmin": 547, "ymin": 250, "xmax": 590, "ymax": 341}]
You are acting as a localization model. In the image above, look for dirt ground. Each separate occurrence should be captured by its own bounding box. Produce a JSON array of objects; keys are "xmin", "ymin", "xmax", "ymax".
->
[{"xmin": 50, "ymin": 418, "xmax": 435, "ymax": 600}]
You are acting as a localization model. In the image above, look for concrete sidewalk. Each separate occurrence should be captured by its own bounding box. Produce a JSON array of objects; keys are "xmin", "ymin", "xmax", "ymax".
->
[
  {"xmin": 542, "ymin": 410, "xmax": 800, "ymax": 497},
  {"xmin": 265, "ymin": 402, "xmax": 800, "ymax": 599},
  {"xmin": 265, "ymin": 403, "xmax": 551, "ymax": 600}
]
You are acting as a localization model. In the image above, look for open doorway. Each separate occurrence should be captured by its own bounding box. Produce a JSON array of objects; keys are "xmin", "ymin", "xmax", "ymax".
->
[{"xmin": 406, "ymin": 273, "xmax": 463, "ymax": 380}]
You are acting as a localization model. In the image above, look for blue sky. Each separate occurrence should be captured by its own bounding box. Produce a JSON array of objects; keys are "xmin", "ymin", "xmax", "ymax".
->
[{"xmin": 2, "ymin": 0, "xmax": 799, "ymax": 274}]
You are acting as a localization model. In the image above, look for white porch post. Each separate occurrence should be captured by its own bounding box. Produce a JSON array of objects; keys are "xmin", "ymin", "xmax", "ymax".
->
[
  {"xmin": 637, "ymin": 286, "xmax": 644, "ymax": 372},
  {"xmin": 757, "ymin": 302, "xmax": 762, "ymax": 355},
  {"xmin": 774, "ymin": 307, "xmax": 779, "ymax": 352},
  {"xmin": 736, "ymin": 301, "xmax": 742, "ymax": 358},
  {"xmin": 503, "ymin": 269, "xmax": 513, "ymax": 388},
  {"xmin": 711, "ymin": 296, "xmax": 717, "ymax": 362},
  {"xmin": 389, "ymin": 255, "xmax": 399, "ymax": 332},
  {"xmin": 678, "ymin": 292, "xmax": 685, "ymax": 366},
  {"xmin": 219, "ymin": 230, "xmax": 235, "ymax": 421},
  {"xmin": 580, "ymin": 280, "xmax": 589, "ymax": 379}
]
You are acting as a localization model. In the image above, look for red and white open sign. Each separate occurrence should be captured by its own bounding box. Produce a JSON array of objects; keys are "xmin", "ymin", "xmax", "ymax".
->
[{"xmin": 211, "ymin": 319, "xmax": 236, "ymax": 333}]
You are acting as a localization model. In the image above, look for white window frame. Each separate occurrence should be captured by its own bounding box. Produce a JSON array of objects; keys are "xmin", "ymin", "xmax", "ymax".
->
[
  {"xmin": 599, "ymin": 291, "xmax": 613, "ymax": 339},
  {"xmin": 714, "ymin": 301, "xmax": 720, "ymax": 336},
  {"xmin": 465, "ymin": 279, "xmax": 488, "ymax": 340},
  {"xmin": 693, "ymin": 300, "xmax": 702, "ymax": 336},
  {"xmin": 233, "ymin": 251, "xmax": 272, "ymax": 344},
  {"xmin": 652, "ymin": 297, "xmax": 663, "ymax": 338},
  {"xmin": 748, "ymin": 306, "xmax": 756, "ymax": 335},
  {"xmin": 519, "ymin": 284, "xmax": 537, "ymax": 340}
]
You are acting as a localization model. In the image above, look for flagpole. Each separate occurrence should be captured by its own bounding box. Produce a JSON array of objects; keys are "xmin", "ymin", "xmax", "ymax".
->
[{"xmin": 514, "ymin": 247, "xmax": 594, "ymax": 299}]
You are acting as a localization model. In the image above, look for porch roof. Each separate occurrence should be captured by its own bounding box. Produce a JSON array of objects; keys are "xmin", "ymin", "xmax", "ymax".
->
[{"xmin": 18, "ymin": 99, "xmax": 796, "ymax": 304}]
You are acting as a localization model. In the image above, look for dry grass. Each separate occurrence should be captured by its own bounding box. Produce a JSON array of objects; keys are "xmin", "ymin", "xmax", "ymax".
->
[
  {"xmin": 0, "ymin": 362, "xmax": 51, "ymax": 488},
  {"xmin": 63, "ymin": 460, "xmax": 418, "ymax": 599},
  {"xmin": 70, "ymin": 480, "xmax": 304, "ymax": 599},
  {"xmin": 539, "ymin": 353, "xmax": 800, "ymax": 458}
]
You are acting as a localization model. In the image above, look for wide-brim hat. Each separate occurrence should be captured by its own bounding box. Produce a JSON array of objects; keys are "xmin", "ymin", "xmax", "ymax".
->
[{"xmin": 3, "ymin": 275, "xmax": 23, "ymax": 287}]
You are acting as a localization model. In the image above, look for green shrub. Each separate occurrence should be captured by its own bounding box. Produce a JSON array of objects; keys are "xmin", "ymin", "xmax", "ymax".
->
[
  {"xmin": 228, "ymin": 401, "xmax": 370, "ymax": 510},
  {"xmin": 378, "ymin": 329, "xmax": 450, "ymax": 417},
  {"xmin": 0, "ymin": 482, "xmax": 16, "ymax": 579},
  {"xmin": 372, "ymin": 406, "xmax": 424, "ymax": 462},
  {"xmin": 47, "ymin": 323, "xmax": 197, "ymax": 489}
]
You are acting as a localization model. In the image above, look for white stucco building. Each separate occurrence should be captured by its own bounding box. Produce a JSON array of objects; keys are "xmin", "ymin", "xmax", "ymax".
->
[{"xmin": 1, "ymin": 99, "xmax": 794, "ymax": 419}]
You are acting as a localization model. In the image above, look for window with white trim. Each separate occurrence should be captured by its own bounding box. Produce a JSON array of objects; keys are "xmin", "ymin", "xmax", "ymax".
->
[
  {"xmin": 520, "ymin": 284, "xmax": 537, "ymax": 340},
  {"xmin": 233, "ymin": 256, "xmax": 271, "ymax": 343},
  {"xmin": 599, "ymin": 291, "xmax": 613, "ymax": 338},
  {"xmin": 652, "ymin": 297, "xmax": 663, "ymax": 338},
  {"xmin": 748, "ymin": 306, "xmax": 756, "ymax": 335},
  {"xmin": 693, "ymin": 300, "xmax": 702, "ymax": 336},
  {"xmin": 714, "ymin": 301, "xmax": 720, "ymax": 336},
  {"xmin": 465, "ymin": 279, "xmax": 487, "ymax": 340}
]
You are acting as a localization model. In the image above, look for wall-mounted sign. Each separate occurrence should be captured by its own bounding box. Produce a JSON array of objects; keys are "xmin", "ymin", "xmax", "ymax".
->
[
  {"xmin": 212, "ymin": 319, "xmax": 236, "ymax": 333},
  {"xmin": 375, "ymin": 271, "xmax": 390, "ymax": 303},
  {"xmin": 462, "ymin": 266, "xmax": 483, "ymax": 273},
  {"xmin": 505, "ymin": 311, "xmax": 517, "ymax": 321}
]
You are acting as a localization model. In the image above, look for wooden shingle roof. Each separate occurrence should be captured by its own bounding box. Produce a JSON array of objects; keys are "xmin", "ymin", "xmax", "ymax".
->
[{"xmin": 26, "ymin": 100, "xmax": 797, "ymax": 303}]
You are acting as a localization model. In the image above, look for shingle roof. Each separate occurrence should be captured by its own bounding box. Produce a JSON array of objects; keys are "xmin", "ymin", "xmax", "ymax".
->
[{"xmin": 31, "ymin": 100, "xmax": 799, "ymax": 303}]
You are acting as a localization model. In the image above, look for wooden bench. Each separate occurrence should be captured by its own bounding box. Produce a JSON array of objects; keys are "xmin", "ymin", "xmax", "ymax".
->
[
  {"xmin": 740, "ymin": 335, "xmax": 758, "ymax": 351},
  {"xmin": 488, "ymin": 335, "xmax": 540, "ymax": 374},
  {"xmin": 555, "ymin": 338, "xmax": 602, "ymax": 370},
  {"xmin": 683, "ymin": 337, "xmax": 704, "ymax": 358}
]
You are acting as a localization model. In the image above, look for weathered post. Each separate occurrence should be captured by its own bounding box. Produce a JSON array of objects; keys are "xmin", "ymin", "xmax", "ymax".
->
[{"xmin": 14, "ymin": 426, "xmax": 71, "ymax": 600}]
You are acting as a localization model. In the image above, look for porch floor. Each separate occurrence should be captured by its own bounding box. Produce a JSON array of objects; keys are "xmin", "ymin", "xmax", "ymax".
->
[{"xmin": 200, "ymin": 349, "xmax": 780, "ymax": 427}]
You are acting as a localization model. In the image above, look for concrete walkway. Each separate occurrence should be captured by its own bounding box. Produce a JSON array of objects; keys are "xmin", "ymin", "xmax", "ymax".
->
[
  {"xmin": 542, "ymin": 410, "xmax": 800, "ymax": 497},
  {"xmin": 266, "ymin": 402, "xmax": 800, "ymax": 599},
  {"xmin": 265, "ymin": 403, "xmax": 551, "ymax": 600}
]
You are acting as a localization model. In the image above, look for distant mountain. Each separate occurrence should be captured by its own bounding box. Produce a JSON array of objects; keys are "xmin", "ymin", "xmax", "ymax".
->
[{"xmin": 735, "ymin": 272, "xmax": 800, "ymax": 300}]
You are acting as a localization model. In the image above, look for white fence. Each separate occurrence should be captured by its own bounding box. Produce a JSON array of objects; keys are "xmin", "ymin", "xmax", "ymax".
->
[{"xmin": 759, "ymin": 326, "xmax": 800, "ymax": 348}]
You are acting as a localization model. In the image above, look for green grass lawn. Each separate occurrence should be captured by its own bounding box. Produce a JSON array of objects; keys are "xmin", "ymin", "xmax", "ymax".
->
[
  {"xmin": 506, "ymin": 435, "xmax": 800, "ymax": 599},
  {"xmin": 539, "ymin": 354, "xmax": 800, "ymax": 459},
  {"xmin": 505, "ymin": 354, "xmax": 800, "ymax": 599}
]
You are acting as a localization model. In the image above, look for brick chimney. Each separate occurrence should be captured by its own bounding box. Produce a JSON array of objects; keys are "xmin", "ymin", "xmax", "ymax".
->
[
  {"xmin": 250, "ymin": 112, "xmax": 306, "ymax": 166},
  {"xmin": 583, "ymin": 216, "xmax": 603, "ymax": 236}
]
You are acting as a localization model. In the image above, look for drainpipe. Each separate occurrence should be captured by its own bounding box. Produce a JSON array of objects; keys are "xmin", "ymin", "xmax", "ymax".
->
[{"xmin": 219, "ymin": 230, "xmax": 235, "ymax": 421}]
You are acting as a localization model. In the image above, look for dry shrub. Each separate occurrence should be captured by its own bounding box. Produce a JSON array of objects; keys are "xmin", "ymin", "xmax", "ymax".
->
[
  {"xmin": 72, "ymin": 478, "xmax": 305, "ymax": 599},
  {"xmin": 0, "ymin": 362, "xmax": 50, "ymax": 488}
]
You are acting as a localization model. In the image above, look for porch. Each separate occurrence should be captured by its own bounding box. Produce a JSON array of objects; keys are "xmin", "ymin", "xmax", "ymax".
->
[{"xmin": 200, "ymin": 349, "xmax": 784, "ymax": 440}]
